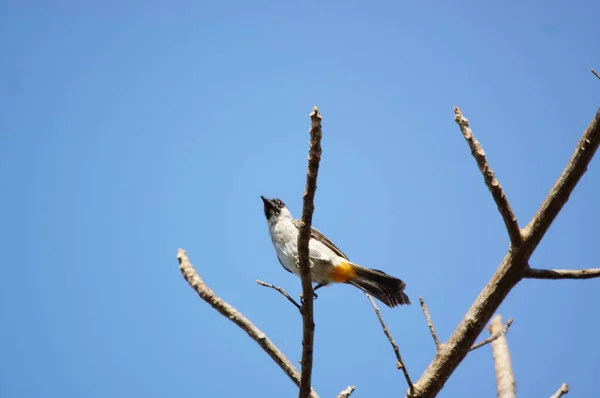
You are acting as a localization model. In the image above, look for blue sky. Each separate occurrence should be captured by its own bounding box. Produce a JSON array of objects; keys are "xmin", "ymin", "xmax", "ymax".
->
[{"xmin": 1, "ymin": 1, "xmax": 599, "ymax": 397}]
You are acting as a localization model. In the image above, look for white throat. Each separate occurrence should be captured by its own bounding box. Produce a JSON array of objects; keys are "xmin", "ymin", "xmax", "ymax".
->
[{"xmin": 267, "ymin": 206, "xmax": 294, "ymax": 228}]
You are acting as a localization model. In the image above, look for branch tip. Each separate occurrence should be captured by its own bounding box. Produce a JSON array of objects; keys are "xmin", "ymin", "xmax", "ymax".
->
[
  {"xmin": 419, "ymin": 297, "xmax": 441, "ymax": 349},
  {"xmin": 257, "ymin": 280, "xmax": 302, "ymax": 311},
  {"xmin": 310, "ymin": 106, "xmax": 322, "ymax": 120},
  {"xmin": 470, "ymin": 317, "xmax": 514, "ymax": 352},
  {"xmin": 453, "ymin": 106, "xmax": 522, "ymax": 245},
  {"xmin": 336, "ymin": 385, "xmax": 356, "ymax": 398},
  {"xmin": 522, "ymin": 109, "xmax": 600, "ymax": 252},
  {"xmin": 551, "ymin": 383, "xmax": 569, "ymax": 398},
  {"xmin": 411, "ymin": 109, "xmax": 600, "ymax": 397}
]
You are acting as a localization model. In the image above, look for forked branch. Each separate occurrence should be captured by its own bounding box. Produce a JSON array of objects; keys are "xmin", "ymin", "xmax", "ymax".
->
[
  {"xmin": 179, "ymin": 102, "xmax": 599, "ymax": 398},
  {"xmin": 410, "ymin": 108, "xmax": 600, "ymax": 398},
  {"xmin": 177, "ymin": 249, "xmax": 319, "ymax": 398}
]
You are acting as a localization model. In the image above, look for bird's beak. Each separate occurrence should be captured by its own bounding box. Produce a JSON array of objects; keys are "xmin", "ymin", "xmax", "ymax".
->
[
  {"xmin": 260, "ymin": 195, "xmax": 271, "ymax": 207},
  {"xmin": 260, "ymin": 195, "xmax": 276, "ymax": 218}
]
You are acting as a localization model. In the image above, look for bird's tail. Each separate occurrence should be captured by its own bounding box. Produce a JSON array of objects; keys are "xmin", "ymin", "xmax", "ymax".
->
[{"xmin": 346, "ymin": 263, "xmax": 410, "ymax": 308}]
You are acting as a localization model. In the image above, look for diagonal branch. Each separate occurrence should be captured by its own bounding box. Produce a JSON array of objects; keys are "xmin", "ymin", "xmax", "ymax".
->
[
  {"xmin": 336, "ymin": 386, "xmax": 356, "ymax": 398},
  {"xmin": 488, "ymin": 315, "xmax": 516, "ymax": 398},
  {"xmin": 454, "ymin": 106, "xmax": 522, "ymax": 245},
  {"xmin": 410, "ymin": 108, "xmax": 600, "ymax": 398},
  {"xmin": 177, "ymin": 249, "xmax": 319, "ymax": 398},
  {"xmin": 524, "ymin": 268, "xmax": 600, "ymax": 280},
  {"xmin": 592, "ymin": 69, "xmax": 600, "ymax": 81},
  {"xmin": 366, "ymin": 294, "xmax": 414, "ymax": 394},
  {"xmin": 257, "ymin": 280, "xmax": 302, "ymax": 311},
  {"xmin": 296, "ymin": 106, "xmax": 323, "ymax": 398},
  {"xmin": 550, "ymin": 383, "xmax": 569, "ymax": 398},
  {"xmin": 419, "ymin": 297, "xmax": 440, "ymax": 349},
  {"xmin": 470, "ymin": 318, "xmax": 513, "ymax": 352},
  {"xmin": 521, "ymin": 109, "xmax": 600, "ymax": 254}
]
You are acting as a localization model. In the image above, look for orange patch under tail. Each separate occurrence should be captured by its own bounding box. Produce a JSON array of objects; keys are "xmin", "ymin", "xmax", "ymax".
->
[{"xmin": 330, "ymin": 261, "xmax": 358, "ymax": 283}]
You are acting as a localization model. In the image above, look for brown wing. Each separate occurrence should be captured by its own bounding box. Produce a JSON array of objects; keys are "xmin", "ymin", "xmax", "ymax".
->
[{"xmin": 292, "ymin": 219, "xmax": 349, "ymax": 260}]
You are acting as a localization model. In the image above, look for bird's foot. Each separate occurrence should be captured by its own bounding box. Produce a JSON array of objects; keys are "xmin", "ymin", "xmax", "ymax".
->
[{"xmin": 299, "ymin": 291, "xmax": 319, "ymax": 304}]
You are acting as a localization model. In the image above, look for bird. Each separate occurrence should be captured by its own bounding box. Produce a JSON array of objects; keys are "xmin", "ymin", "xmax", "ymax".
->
[{"xmin": 260, "ymin": 196, "xmax": 410, "ymax": 308}]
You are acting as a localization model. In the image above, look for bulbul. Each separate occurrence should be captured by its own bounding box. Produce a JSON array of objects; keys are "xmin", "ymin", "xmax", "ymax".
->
[{"xmin": 261, "ymin": 196, "xmax": 410, "ymax": 308}]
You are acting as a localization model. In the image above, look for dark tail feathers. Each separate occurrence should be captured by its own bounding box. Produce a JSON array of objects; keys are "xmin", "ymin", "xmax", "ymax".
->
[{"xmin": 348, "ymin": 265, "xmax": 410, "ymax": 308}]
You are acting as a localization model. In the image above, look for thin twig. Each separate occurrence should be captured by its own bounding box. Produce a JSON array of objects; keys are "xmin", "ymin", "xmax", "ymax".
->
[
  {"xmin": 296, "ymin": 106, "xmax": 323, "ymax": 398},
  {"xmin": 366, "ymin": 294, "xmax": 414, "ymax": 394},
  {"xmin": 419, "ymin": 297, "xmax": 440, "ymax": 349},
  {"xmin": 470, "ymin": 318, "xmax": 514, "ymax": 352},
  {"xmin": 592, "ymin": 69, "xmax": 600, "ymax": 81},
  {"xmin": 488, "ymin": 315, "xmax": 516, "ymax": 398},
  {"xmin": 550, "ymin": 383, "xmax": 569, "ymax": 398},
  {"xmin": 257, "ymin": 280, "xmax": 302, "ymax": 311},
  {"xmin": 454, "ymin": 106, "xmax": 522, "ymax": 246},
  {"xmin": 177, "ymin": 249, "xmax": 319, "ymax": 398},
  {"xmin": 410, "ymin": 108, "xmax": 600, "ymax": 398},
  {"xmin": 336, "ymin": 386, "xmax": 356, "ymax": 398},
  {"xmin": 524, "ymin": 268, "xmax": 600, "ymax": 279}
]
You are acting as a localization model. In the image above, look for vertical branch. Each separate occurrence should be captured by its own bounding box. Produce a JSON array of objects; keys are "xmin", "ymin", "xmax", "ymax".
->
[
  {"xmin": 297, "ymin": 106, "xmax": 323, "ymax": 398},
  {"xmin": 489, "ymin": 315, "xmax": 516, "ymax": 398}
]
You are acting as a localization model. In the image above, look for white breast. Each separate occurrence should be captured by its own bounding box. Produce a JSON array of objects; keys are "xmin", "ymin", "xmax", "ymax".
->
[{"xmin": 268, "ymin": 218, "xmax": 340, "ymax": 283}]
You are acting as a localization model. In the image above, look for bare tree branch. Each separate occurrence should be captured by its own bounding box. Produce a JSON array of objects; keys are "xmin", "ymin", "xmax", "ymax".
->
[
  {"xmin": 177, "ymin": 249, "xmax": 319, "ymax": 398},
  {"xmin": 419, "ymin": 297, "xmax": 440, "ymax": 349},
  {"xmin": 550, "ymin": 383, "xmax": 569, "ymax": 398},
  {"xmin": 257, "ymin": 280, "xmax": 302, "ymax": 311},
  {"xmin": 592, "ymin": 69, "xmax": 600, "ymax": 81},
  {"xmin": 521, "ymin": 109, "xmax": 600, "ymax": 254},
  {"xmin": 454, "ymin": 106, "xmax": 522, "ymax": 245},
  {"xmin": 470, "ymin": 318, "xmax": 513, "ymax": 352},
  {"xmin": 366, "ymin": 294, "xmax": 414, "ymax": 394},
  {"xmin": 489, "ymin": 315, "xmax": 516, "ymax": 398},
  {"xmin": 524, "ymin": 268, "xmax": 600, "ymax": 279},
  {"xmin": 410, "ymin": 108, "xmax": 600, "ymax": 398},
  {"xmin": 336, "ymin": 386, "xmax": 356, "ymax": 398},
  {"xmin": 297, "ymin": 106, "xmax": 323, "ymax": 398}
]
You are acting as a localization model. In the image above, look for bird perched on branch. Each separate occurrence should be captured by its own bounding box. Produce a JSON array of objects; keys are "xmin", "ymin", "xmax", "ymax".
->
[{"xmin": 261, "ymin": 196, "xmax": 410, "ymax": 308}]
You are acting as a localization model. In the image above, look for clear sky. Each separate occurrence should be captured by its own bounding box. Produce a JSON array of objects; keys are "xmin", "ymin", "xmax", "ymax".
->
[{"xmin": 1, "ymin": 1, "xmax": 599, "ymax": 397}]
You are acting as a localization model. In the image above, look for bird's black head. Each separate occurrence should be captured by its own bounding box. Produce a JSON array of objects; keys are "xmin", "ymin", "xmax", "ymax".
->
[{"xmin": 260, "ymin": 196, "xmax": 286, "ymax": 219}]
